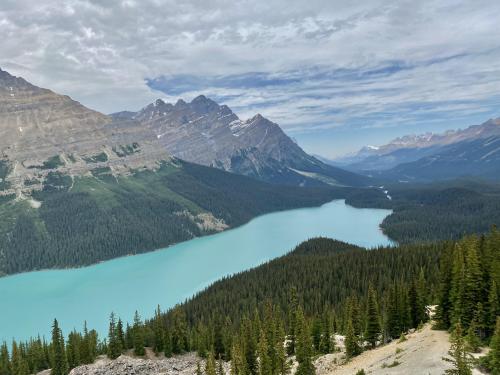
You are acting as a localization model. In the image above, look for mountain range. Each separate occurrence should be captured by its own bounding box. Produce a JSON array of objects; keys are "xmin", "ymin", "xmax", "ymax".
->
[
  {"xmin": 0, "ymin": 68, "xmax": 348, "ymax": 275},
  {"xmin": 112, "ymin": 96, "xmax": 368, "ymax": 187},
  {"xmin": 332, "ymin": 118, "xmax": 500, "ymax": 182}
]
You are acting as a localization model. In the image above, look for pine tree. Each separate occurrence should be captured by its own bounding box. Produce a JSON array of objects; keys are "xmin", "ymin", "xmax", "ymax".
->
[
  {"xmin": 465, "ymin": 319, "xmax": 481, "ymax": 353},
  {"xmin": 488, "ymin": 317, "xmax": 500, "ymax": 375},
  {"xmin": 415, "ymin": 268, "xmax": 428, "ymax": 324},
  {"xmin": 107, "ymin": 313, "xmax": 121, "ymax": 359},
  {"xmin": 450, "ymin": 244, "xmax": 466, "ymax": 327},
  {"xmin": 172, "ymin": 308, "xmax": 188, "ymax": 354},
  {"xmin": 50, "ymin": 319, "xmax": 68, "ymax": 375},
  {"xmin": 365, "ymin": 286, "xmax": 381, "ymax": 349},
  {"xmin": 319, "ymin": 310, "xmax": 333, "ymax": 354},
  {"xmin": 133, "ymin": 311, "xmax": 145, "ymax": 356},
  {"xmin": 257, "ymin": 330, "xmax": 272, "ymax": 375},
  {"xmin": 443, "ymin": 322, "xmax": 473, "ymax": 375},
  {"xmin": 80, "ymin": 322, "xmax": 91, "ymax": 365},
  {"xmin": 206, "ymin": 351, "xmax": 217, "ymax": 375},
  {"xmin": 344, "ymin": 317, "xmax": 361, "ymax": 358},
  {"xmin": 164, "ymin": 329, "xmax": 173, "ymax": 358},
  {"xmin": 295, "ymin": 311, "xmax": 315, "ymax": 375},
  {"xmin": 0, "ymin": 342, "xmax": 10, "ymax": 375},
  {"xmin": 487, "ymin": 281, "xmax": 500, "ymax": 335},
  {"xmin": 463, "ymin": 239, "xmax": 482, "ymax": 328},
  {"xmin": 66, "ymin": 331, "xmax": 81, "ymax": 369},
  {"xmin": 435, "ymin": 244, "xmax": 454, "ymax": 329},
  {"xmin": 116, "ymin": 319, "xmax": 125, "ymax": 351},
  {"xmin": 242, "ymin": 317, "xmax": 258, "ymax": 375},
  {"xmin": 153, "ymin": 306, "xmax": 164, "ymax": 354},
  {"xmin": 311, "ymin": 318, "xmax": 322, "ymax": 353},
  {"xmin": 11, "ymin": 341, "xmax": 29, "ymax": 375},
  {"xmin": 230, "ymin": 339, "xmax": 246, "ymax": 375},
  {"xmin": 275, "ymin": 320, "xmax": 290, "ymax": 375},
  {"xmin": 286, "ymin": 288, "xmax": 299, "ymax": 355}
]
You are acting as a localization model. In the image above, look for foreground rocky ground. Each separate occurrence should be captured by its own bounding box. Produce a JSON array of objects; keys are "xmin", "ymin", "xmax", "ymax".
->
[
  {"xmin": 53, "ymin": 322, "xmax": 491, "ymax": 375},
  {"xmin": 316, "ymin": 323, "xmax": 452, "ymax": 375},
  {"xmin": 68, "ymin": 353, "xmax": 226, "ymax": 375}
]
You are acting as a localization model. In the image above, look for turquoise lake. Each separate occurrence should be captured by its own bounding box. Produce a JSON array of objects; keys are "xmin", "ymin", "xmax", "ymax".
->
[{"xmin": 0, "ymin": 200, "xmax": 392, "ymax": 343}]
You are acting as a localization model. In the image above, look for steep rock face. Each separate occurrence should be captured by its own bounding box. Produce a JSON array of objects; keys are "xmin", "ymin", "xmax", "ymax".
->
[
  {"xmin": 0, "ymin": 68, "xmax": 169, "ymax": 194},
  {"xmin": 122, "ymin": 96, "xmax": 368, "ymax": 187}
]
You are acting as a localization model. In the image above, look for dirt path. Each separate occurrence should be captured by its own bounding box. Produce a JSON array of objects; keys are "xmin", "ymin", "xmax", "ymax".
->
[{"xmin": 316, "ymin": 324, "xmax": 453, "ymax": 375}]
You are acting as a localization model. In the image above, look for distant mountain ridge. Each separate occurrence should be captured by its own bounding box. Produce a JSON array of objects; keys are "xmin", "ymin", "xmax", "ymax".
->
[
  {"xmin": 332, "ymin": 118, "xmax": 500, "ymax": 181},
  {"xmin": 114, "ymin": 96, "xmax": 369, "ymax": 187}
]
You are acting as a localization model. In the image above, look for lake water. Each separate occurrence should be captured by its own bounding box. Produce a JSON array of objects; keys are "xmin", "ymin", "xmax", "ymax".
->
[{"xmin": 0, "ymin": 200, "xmax": 392, "ymax": 343}]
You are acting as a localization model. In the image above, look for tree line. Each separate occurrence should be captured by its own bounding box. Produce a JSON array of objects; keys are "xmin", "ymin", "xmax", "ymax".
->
[{"xmin": 1, "ymin": 230, "xmax": 498, "ymax": 374}]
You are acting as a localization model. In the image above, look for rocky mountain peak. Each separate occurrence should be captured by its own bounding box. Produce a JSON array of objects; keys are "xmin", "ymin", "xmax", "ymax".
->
[{"xmin": 0, "ymin": 68, "xmax": 169, "ymax": 195}]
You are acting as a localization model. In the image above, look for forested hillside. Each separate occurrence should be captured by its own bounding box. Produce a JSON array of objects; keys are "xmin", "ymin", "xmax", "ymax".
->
[
  {"xmin": 0, "ymin": 160, "xmax": 341, "ymax": 276},
  {"xmin": 1, "ymin": 230, "xmax": 499, "ymax": 374},
  {"xmin": 345, "ymin": 180, "xmax": 500, "ymax": 243}
]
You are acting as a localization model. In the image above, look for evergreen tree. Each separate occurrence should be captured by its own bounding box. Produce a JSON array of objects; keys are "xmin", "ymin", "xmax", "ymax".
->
[
  {"xmin": 230, "ymin": 340, "xmax": 246, "ymax": 375},
  {"xmin": 242, "ymin": 317, "xmax": 258, "ymax": 375},
  {"xmin": 11, "ymin": 341, "xmax": 28, "ymax": 375},
  {"xmin": 344, "ymin": 318, "xmax": 361, "ymax": 358},
  {"xmin": 205, "ymin": 351, "xmax": 217, "ymax": 375},
  {"xmin": 450, "ymin": 244, "xmax": 467, "ymax": 327},
  {"xmin": 487, "ymin": 281, "xmax": 500, "ymax": 335},
  {"xmin": 465, "ymin": 319, "xmax": 481, "ymax": 353},
  {"xmin": 311, "ymin": 318, "xmax": 322, "ymax": 354},
  {"xmin": 443, "ymin": 322, "xmax": 473, "ymax": 375},
  {"xmin": 133, "ymin": 311, "xmax": 145, "ymax": 356},
  {"xmin": 116, "ymin": 319, "xmax": 125, "ymax": 351},
  {"xmin": 257, "ymin": 330, "xmax": 272, "ymax": 375},
  {"xmin": 66, "ymin": 331, "xmax": 81, "ymax": 369},
  {"xmin": 365, "ymin": 286, "xmax": 381, "ymax": 349},
  {"xmin": 286, "ymin": 288, "xmax": 299, "ymax": 356},
  {"xmin": 295, "ymin": 311, "xmax": 315, "ymax": 375},
  {"xmin": 435, "ymin": 244, "xmax": 454, "ymax": 329},
  {"xmin": 275, "ymin": 320, "xmax": 290, "ymax": 375},
  {"xmin": 488, "ymin": 317, "xmax": 500, "ymax": 375},
  {"xmin": 0, "ymin": 342, "xmax": 10, "ymax": 375},
  {"xmin": 107, "ymin": 313, "xmax": 121, "ymax": 359},
  {"xmin": 80, "ymin": 322, "xmax": 91, "ymax": 365},
  {"xmin": 50, "ymin": 319, "xmax": 68, "ymax": 375},
  {"xmin": 462, "ymin": 239, "xmax": 482, "ymax": 328},
  {"xmin": 164, "ymin": 329, "xmax": 173, "ymax": 358},
  {"xmin": 153, "ymin": 306, "xmax": 164, "ymax": 354},
  {"xmin": 172, "ymin": 308, "xmax": 188, "ymax": 354},
  {"xmin": 415, "ymin": 268, "xmax": 428, "ymax": 324},
  {"xmin": 319, "ymin": 310, "xmax": 333, "ymax": 354}
]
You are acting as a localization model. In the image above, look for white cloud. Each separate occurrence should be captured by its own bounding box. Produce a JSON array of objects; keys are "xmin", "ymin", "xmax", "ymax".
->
[{"xmin": 0, "ymin": 0, "xmax": 499, "ymax": 155}]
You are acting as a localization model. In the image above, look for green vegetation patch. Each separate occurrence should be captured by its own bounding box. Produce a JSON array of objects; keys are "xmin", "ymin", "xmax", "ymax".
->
[
  {"xmin": 41, "ymin": 155, "xmax": 65, "ymax": 170},
  {"xmin": 0, "ymin": 160, "xmax": 12, "ymax": 190},
  {"xmin": 83, "ymin": 152, "xmax": 109, "ymax": 164},
  {"xmin": 112, "ymin": 143, "xmax": 140, "ymax": 157}
]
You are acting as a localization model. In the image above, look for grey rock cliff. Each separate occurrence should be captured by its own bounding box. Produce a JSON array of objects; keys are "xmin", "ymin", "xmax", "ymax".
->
[
  {"xmin": 0, "ymin": 68, "xmax": 170, "ymax": 195},
  {"xmin": 120, "ymin": 95, "xmax": 367, "ymax": 187}
]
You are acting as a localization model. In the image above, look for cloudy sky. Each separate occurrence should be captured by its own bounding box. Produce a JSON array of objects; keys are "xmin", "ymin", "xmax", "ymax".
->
[{"xmin": 1, "ymin": 0, "xmax": 499, "ymax": 157}]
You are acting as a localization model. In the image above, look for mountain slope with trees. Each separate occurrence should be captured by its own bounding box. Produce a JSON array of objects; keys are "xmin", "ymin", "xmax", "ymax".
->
[
  {"xmin": 0, "ymin": 160, "xmax": 341, "ymax": 276},
  {"xmin": 1, "ymin": 230, "xmax": 498, "ymax": 374}
]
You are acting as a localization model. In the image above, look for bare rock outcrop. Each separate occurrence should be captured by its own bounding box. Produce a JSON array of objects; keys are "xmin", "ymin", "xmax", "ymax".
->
[{"xmin": 69, "ymin": 353, "xmax": 230, "ymax": 375}]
